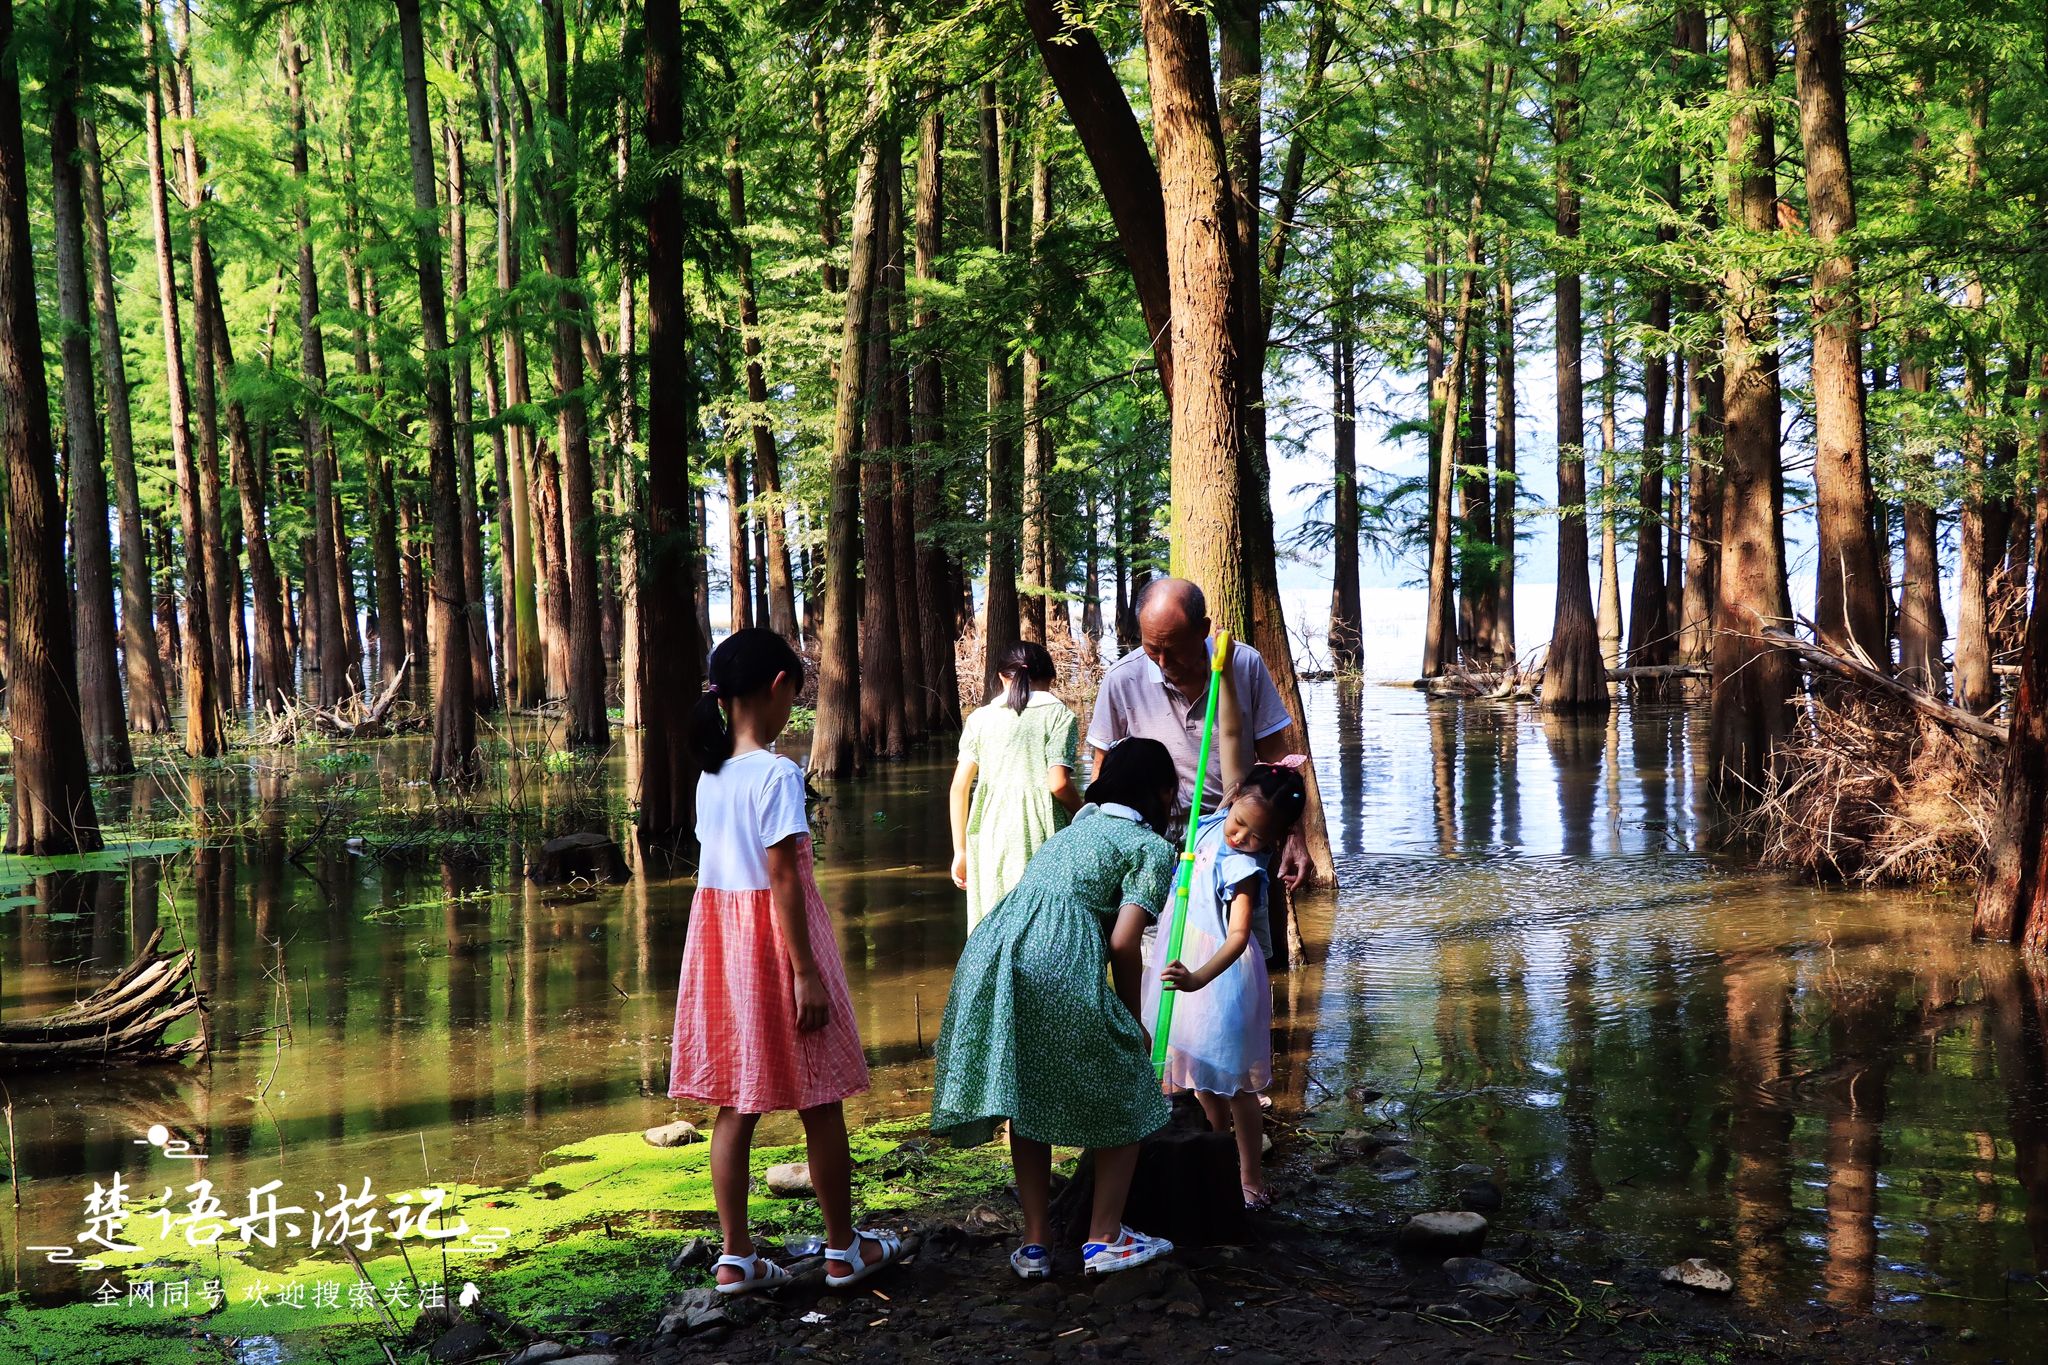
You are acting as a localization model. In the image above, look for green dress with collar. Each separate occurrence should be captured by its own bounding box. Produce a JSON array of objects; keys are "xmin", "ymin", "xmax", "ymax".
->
[{"xmin": 931, "ymin": 804, "xmax": 1177, "ymax": 1150}]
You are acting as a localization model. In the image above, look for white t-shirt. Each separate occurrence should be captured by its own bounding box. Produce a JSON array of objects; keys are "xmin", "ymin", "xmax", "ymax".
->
[{"xmin": 694, "ymin": 749, "xmax": 811, "ymax": 892}]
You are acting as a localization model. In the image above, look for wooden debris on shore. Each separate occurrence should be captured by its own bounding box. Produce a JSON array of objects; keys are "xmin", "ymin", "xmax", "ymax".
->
[
  {"xmin": 1419, "ymin": 661, "xmax": 1708, "ymax": 700},
  {"xmin": 0, "ymin": 927, "xmax": 209, "ymax": 1069},
  {"xmin": 253, "ymin": 654, "xmax": 424, "ymax": 744}
]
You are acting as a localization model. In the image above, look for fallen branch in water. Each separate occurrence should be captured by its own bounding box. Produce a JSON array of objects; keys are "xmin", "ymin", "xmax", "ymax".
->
[
  {"xmin": 1755, "ymin": 625, "xmax": 2006, "ymax": 743},
  {"xmin": 0, "ymin": 927, "xmax": 209, "ymax": 1069}
]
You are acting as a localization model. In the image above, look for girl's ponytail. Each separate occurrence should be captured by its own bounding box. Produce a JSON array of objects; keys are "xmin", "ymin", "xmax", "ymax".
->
[
  {"xmin": 995, "ymin": 640, "xmax": 1057, "ymax": 714},
  {"xmin": 688, "ymin": 628, "xmax": 806, "ymax": 775}
]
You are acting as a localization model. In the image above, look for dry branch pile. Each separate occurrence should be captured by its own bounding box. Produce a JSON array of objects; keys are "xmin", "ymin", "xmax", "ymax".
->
[
  {"xmin": 251, "ymin": 655, "xmax": 424, "ymax": 744},
  {"xmin": 1741, "ymin": 696, "xmax": 1999, "ymax": 886},
  {"xmin": 0, "ymin": 927, "xmax": 209, "ymax": 1068}
]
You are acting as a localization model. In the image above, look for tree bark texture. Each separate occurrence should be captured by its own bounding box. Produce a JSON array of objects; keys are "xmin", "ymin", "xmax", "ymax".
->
[
  {"xmin": 913, "ymin": 98, "xmax": 960, "ymax": 733},
  {"xmin": 726, "ymin": 141, "xmax": 800, "ymax": 641}
]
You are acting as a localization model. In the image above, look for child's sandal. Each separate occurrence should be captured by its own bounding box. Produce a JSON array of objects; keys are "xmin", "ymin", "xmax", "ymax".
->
[
  {"xmin": 713, "ymin": 1250, "xmax": 792, "ymax": 1296},
  {"xmin": 823, "ymin": 1227, "xmax": 905, "ymax": 1290}
]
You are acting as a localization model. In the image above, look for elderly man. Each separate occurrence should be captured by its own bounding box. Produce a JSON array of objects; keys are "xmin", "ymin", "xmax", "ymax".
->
[{"xmin": 1087, "ymin": 578, "xmax": 1309, "ymax": 894}]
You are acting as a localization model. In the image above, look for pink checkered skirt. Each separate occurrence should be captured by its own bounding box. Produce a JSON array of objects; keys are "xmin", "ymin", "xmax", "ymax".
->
[{"xmin": 668, "ymin": 848, "xmax": 870, "ymax": 1114}]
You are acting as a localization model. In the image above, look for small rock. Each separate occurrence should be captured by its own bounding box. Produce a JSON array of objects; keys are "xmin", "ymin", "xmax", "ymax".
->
[
  {"xmin": 1272, "ymin": 1306, "xmax": 1328, "ymax": 1332},
  {"xmin": 1338, "ymin": 1128, "xmax": 1377, "ymax": 1152},
  {"xmin": 1659, "ymin": 1257, "xmax": 1733, "ymax": 1294},
  {"xmin": 429, "ymin": 1322, "xmax": 494, "ymax": 1363},
  {"xmin": 1093, "ymin": 1262, "xmax": 1177, "ymax": 1310},
  {"xmin": 1458, "ymin": 1181, "xmax": 1504, "ymax": 1213},
  {"xmin": 666, "ymin": 1237, "xmax": 709, "ymax": 1273},
  {"xmin": 1379, "ymin": 1166, "xmax": 1420, "ymax": 1183},
  {"xmin": 1443, "ymin": 1257, "xmax": 1539, "ymax": 1300},
  {"xmin": 508, "ymin": 1345, "xmax": 569, "ymax": 1365},
  {"xmin": 1449, "ymin": 1162, "xmax": 1493, "ymax": 1178},
  {"xmin": 643, "ymin": 1120, "xmax": 702, "ymax": 1149},
  {"xmin": 764, "ymin": 1161, "xmax": 813, "ymax": 1197},
  {"xmin": 1372, "ymin": 1146, "xmax": 1420, "ymax": 1170},
  {"xmin": 1398, "ymin": 1211, "xmax": 1488, "ymax": 1257},
  {"xmin": 549, "ymin": 1357, "xmax": 620, "ymax": 1365},
  {"xmin": 1260, "ymin": 1131, "xmax": 1274, "ymax": 1156}
]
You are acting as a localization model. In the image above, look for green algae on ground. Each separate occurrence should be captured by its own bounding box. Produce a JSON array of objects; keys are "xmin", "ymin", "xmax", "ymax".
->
[{"xmin": 0, "ymin": 1119, "xmax": 1018, "ymax": 1363}]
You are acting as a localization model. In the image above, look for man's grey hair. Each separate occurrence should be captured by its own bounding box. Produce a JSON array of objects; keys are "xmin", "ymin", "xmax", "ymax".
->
[{"xmin": 1133, "ymin": 577, "xmax": 1207, "ymax": 623}]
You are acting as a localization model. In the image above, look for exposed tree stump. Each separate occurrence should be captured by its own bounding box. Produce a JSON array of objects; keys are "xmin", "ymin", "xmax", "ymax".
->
[
  {"xmin": 528, "ymin": 831, "xmax": 630, "ymax": 885},
  {"xmin": 1048, "ymin": 1097, "xmax": 1251, "ymax": 1248}
]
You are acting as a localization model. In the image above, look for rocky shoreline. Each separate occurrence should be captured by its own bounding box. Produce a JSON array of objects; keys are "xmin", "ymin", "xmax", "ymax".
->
[{"xmin": 418, "ymin": 1124, "xmax": 1965, "ymax": 1365}]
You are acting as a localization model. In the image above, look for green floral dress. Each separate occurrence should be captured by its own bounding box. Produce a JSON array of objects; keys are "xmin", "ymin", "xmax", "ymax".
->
[
  {"xmin": 959, "ymin": 693, "xmax": 1080, "ymax": 931},
  {"xmin": 931, "ymin": 805, "xmax": 1177, "ymax": 1150}
]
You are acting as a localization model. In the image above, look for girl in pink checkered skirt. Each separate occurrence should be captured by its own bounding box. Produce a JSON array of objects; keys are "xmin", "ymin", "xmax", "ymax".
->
[{"xmin": 670, "ymin": 629, "xmax": 905, "ymax": 1296}]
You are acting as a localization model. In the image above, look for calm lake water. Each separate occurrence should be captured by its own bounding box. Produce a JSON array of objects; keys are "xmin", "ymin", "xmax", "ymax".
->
[{"xmin": 2, "ymin": 683, "xmax": 2044, "ymax": 1347}]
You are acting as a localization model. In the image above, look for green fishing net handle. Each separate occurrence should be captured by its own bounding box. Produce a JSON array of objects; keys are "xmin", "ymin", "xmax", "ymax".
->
[{"xmin": 1150, "ymin": 632, "xmax": 1231, "ymax": 1078}]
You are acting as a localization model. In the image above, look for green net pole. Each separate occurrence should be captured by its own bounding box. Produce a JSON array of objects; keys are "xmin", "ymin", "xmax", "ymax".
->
[{"xmin": 1151, "ymin": 633, "xmax": 1230, "ymax": 1078}]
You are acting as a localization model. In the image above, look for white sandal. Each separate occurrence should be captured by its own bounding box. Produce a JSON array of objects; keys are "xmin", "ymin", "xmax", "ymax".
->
[
  {"xmin": 713, "ymin": 1249, "xmax": 792, "ymax": 1296},
  {"xmin": 823, "ymin": 1227, "xmax": 904, "ymax": 1290}
]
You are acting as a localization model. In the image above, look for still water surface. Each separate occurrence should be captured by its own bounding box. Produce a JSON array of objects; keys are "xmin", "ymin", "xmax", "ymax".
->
[{"xmin": 2, "ymin": 684, "xmax": 2044, "ymax": 1344}]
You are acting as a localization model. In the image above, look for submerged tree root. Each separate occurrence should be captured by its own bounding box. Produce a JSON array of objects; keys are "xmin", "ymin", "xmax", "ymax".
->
[
  {"xmin": 0, "ymin": 925, "xmax": 208, "ymax": 1068},
  {"xmin": 1741, "ymin": 696, "xmax": 1999, "ymax": 886}
]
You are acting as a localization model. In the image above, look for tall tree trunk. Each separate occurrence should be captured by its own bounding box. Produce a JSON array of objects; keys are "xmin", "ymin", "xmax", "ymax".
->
[
  {"xmin": 1597, "ymin": 303, "xmax": 1622, "ymax": 677},
  {"xmin": 1460, "ymin": 285, "xmax": 1491, "ymax": 663},
  {"xmin": 637, "ymin": 0, "xmax": 705, "ymax": 839},
  {"xmin": 79, "ymin": 117, "xmax": 171, "ymax": 732},
  {"xmin": 860, "ymin": 148, "xmax": 910, "ymax": 762},
  {"xmin": 1019, "ymin": 114, "xmax": 1052, "ymax": 646},
  {"xmin": 543, "ymin": 0, "xmax": 607, "ymax": 745},
  {"xmin": 1493, "ymin": 248, "xmax": 1518, "ymax": 661},
  {"xmin": 888, "ymin": 143, "xmax": 928, "ymax": 745},
  {"xmin": 726, "ymin": 139, "xmax": 799, "ymax": 640},
  {"xmin": 47, "ymin": 2, "xmax": 132, "ymax": 774},
  {"xmin": 912, "ymin": 97, "xmax": 959, "ymax": 732},
  {"xmin": 1629, "ymin": 151, "xmax": 1675, "ymax": 673},
  {"xmin": 141, "ymin": 1, "xmax": 221, "ymax": 757},
  {"xmin": 1545, "ymin": 24, "xmax": 1606, "ymax": 713},
  {"xmin": 1955, "ymin": 80, "xmax": 1993, "ymax": 713},
  {"xmin": 809, "ymin": 22, "xmax": 888, "ymax": 780},
  {"xmin": 980, "ymin": 81, "xmax": 1022, "ymax": 695},
  {"xmin": 1, "ymin": 0, "xmax": 101, "ymax": 851},
  {"xmin": 1710, "ymin": 0, "xmax": 1795, "ymax": 791},
  {"xmin": 289, "ymin": 33, "xmax": 350, "ymax": 706},
  {"xmin": 1140, "ymin": 0, "xmax": 1245, "ymax": 632},
  {"xmin": 486, "ymin": 55, "xmax": 543, "ymax": 708},
  {"xmin": 1797, "ymin": 0, "xmax": 1885, "ymax": 667},
  {"xmin": 168, "ymin": 4, "xmax": 236, "ymax": 716},
  {"xmin": 1676, "ymin": 6, "xmax": 1717, "ymax": 677},
  {"xmin": 1330, "ymin": 323, "xmax": 1361, "ymax": 670},
  {"xmin": 445, "ymin": 52, "xmax": 496, "ymax": 713},
  {"xmin": 396, "ymin": 0, "xmax": 477, "ymax": 783}
]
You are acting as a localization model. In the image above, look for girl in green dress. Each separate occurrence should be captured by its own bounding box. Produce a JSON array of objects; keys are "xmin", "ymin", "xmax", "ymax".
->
[
  {"xmin": 949, "ymin": 642, "xmax": 1082, "ymax": 930},
  {"xmin": 931, "ymin": 738, "xmax": 1182, "ymax": 1279}
]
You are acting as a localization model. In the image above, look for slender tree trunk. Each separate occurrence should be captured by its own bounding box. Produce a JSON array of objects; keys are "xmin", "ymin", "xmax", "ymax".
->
[
  {"xmin": 2, "ymin": 0, "xmax": 100, "ymax": 850},
  {"xmin": 1140, "ymin": 0, "xmax": 1245, "ymax": 633},
  {"xmin": 80, "ymin": 118, "xmax": 170, "ymax": 732},
  {"xmin": 1676, "ymin": 6, "xmax": 1717, "ymax": 678},
  {"xmin": 541, "ymin": 0, "xmax": 607, "ymax": 744},
  {"xmin": 1494, "ymin": 249, "xmax": 1518, "ymax": 661},
  {"xmin": 1330, "ymin": 324, "xmax": 1361, "ymax": 670},
  {"xmin": 1955, "ymin": 81, "xmax": 1994, "ymax": 713},
  {"xmin": 1710, "ymin": 0, "xmax": 1795, "ymax": 791},
  {"xmin": 168, "ymin": 6, "xmax": 236, "ymax": 716},
  {"xmin": 1460, "ymin": 285, "xmax": 1491, "ymax": 664},
  {"xmin": 1797, "ymin": 0, "xmax": 1885, "ymax": 667},
  {"xmin": 637, "ymin": 0, "xmax": 705, "ymax": 839},
  {"xmin": 726, "ymin": 139, "xmax": 799, "ymax": 641},
  {"xmin": 1597, "ymin": 303, "xmax": 1622, "ymax": 677},
  {"xmin": 47, "ymin": 3, "xmax": 131, "ymax": 774},
  {"xmin": 1020, "ymin": 115, "xmax": 1052, "ymax": 646},
  {"xmin": 888, "ymin": 170, "xmax": 928, "ymax": 745},
  {"xmin": 859, "ymin": 148, "xmax": 910, "ymax": 761},
  {"xmin": 809, "ymin": 23, "xmax": 888, "ymax": 780},
  {"xmin": 980, "ymin": 81, "xmax": 1022, "ymax": 695},
  {"xmin": 913, "ymin": 97, "xmax": 959, "ymax": 732},
  {"xmin": 445, "ymin": 53, "xmax": 496, "ymax": 713},
  {"xmin": 141, "ymin": 2, "xmax": 221, "ymax": 757},
  {"xmin": 1630, "ymin": 166, "xmax": 1675, "ymax": 673},
  {"xmin": 396, "ymin": 0, "xmax": 476, "ymax": 783},
  {"xmin": 485, "ymin": 54, "xmax": 542, "ymax": 708},
  {"xmin": 1545, "ymin": 25, "xmax": 1606, "ymax": 713}
]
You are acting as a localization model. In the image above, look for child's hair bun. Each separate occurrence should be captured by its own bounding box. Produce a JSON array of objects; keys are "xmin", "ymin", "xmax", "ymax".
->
[{"xmin": 1238, "ymin": 763, "xmax": 1308, "ymax": 822}]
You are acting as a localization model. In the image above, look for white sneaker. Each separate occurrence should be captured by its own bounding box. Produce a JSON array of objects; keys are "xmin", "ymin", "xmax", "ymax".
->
[{"xmin": 1080, "ymin": 1225, "xmax": 1173, "ymax": 1276}]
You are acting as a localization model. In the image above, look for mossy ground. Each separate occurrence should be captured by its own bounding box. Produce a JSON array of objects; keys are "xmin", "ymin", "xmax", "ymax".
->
[{"xmin": 0, "ymin": 1118, "xmax": 1018, "ymax": 1364}]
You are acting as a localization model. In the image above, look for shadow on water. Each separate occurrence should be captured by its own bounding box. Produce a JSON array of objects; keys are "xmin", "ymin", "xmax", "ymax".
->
[{"xmin": 0, "ymin": 690, "xmax": 2044, "ymax": 1347}]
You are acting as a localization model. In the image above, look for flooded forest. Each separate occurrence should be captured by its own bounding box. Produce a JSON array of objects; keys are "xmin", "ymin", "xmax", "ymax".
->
[{"xmin": 1, "ymin": 0, "xmax": 2047, "ymax": 1361}]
